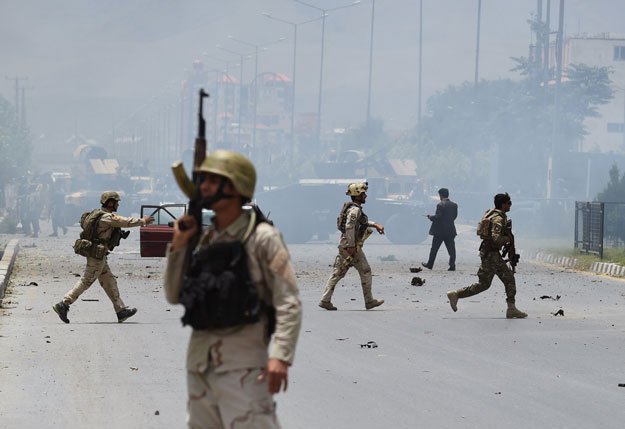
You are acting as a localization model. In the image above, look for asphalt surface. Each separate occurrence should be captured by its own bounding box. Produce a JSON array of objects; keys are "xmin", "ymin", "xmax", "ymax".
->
[{"xmin": 1, "ymin": 224, "xmax": 625, "ymax": 428}]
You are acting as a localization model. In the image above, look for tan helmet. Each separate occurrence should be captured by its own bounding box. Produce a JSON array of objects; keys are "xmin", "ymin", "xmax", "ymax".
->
[
  {"xmin": 197, "ymin": 150, "xmax": 256, "ymax": 199},
  {"xmin": 346, "ymin": 181, "xmax": 368, "ymax": 196},
  {"xmin": 100, "ymin": 191, "xmax": 121, "ymax": 205}
]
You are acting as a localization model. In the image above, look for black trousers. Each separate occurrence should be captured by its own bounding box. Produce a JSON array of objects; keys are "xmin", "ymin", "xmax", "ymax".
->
[{"xmin": 426, "ymin": 235, "xmax": 456, "ymax": 268}]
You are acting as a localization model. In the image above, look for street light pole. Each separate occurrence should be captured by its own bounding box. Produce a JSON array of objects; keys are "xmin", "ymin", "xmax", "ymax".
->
[
  {"xmin": 228, "ymin": 36, "xmax": 285, "ymax": 161},
  {"xmin": 261, "ymin": 13, "xmax": 323, "ymax": 170},
  {"xmin": 294, "ymin": 0, "xmax": 362, "ymax": 151},
  {"xmin": 474, "ymin": 0, "xmax": 482, "ymax": 87},
  {"xmin": 366, "ymin": 0, "xmax": 375, "ymax": 126}
]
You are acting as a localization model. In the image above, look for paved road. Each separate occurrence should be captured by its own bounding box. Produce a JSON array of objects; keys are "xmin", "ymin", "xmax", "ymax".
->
[{"xmin": 1, "ymin": 226, "xmax": 625, "ymax": 428}]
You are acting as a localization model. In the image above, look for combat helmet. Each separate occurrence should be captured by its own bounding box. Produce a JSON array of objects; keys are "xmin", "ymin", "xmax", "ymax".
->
[
  {"xmin": 346, "ymin": 181, "xmax": 368, "ymax": 197},
  {"xmin": 100, "ymin": 191, "xmax": 121, "ymax": 205},
  {"xmin": 197, "ymin": 150, "xmax": 256, "ymax": 199}
]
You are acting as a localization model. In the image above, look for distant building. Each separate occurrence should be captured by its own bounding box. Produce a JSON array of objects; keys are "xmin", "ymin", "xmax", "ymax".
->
[{"xmin": 564, "ymin": 34, "xmax": 625, "ymax": 153}]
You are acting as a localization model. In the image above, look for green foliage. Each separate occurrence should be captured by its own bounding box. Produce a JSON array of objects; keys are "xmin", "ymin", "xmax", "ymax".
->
[
  {"xmin": 0, "ymin": 95, "xmax": 31, "ymax": 187},
  {"xmin": 0, "ymin": 215, "xmax": 18, "ymax": 234},
  {"xmin": 392, "ymin": 60, "xmax": 613, "ymax": 194},
  {"xmin": 596, "ymin": 164, "xmax": 625, "ymax": 202}
]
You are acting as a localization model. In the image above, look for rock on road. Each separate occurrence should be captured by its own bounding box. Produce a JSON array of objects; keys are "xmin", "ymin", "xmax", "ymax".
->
[{"xmin": 1, "ymin": 226, "xmax": 625, "ymax": 428}]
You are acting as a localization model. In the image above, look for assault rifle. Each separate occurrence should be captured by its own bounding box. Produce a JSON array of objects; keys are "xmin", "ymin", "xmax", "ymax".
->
[
  {"xmin": 501, "ymin": 220, "xmax": 520, "ymax": 273},
  {"xmin": 171, "ymin": 89, "xmax": 209, "ymax": 245}
]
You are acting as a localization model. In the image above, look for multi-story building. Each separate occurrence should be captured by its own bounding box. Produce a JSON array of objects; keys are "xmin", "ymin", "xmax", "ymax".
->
[{"xmin": 564, "ymin": 34, "xmax": 625, "ymax": 153}]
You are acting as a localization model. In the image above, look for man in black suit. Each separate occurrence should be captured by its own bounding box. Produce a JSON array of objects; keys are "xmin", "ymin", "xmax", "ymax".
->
[{"xmin": 422, "ymin": 188, "xmax": 458, "ymax": 271}]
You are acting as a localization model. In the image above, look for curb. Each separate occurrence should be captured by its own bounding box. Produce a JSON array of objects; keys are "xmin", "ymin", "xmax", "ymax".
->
[
  {"xmin": 526, "ymin": 250, "xmax": 625, "ymax": 279},
  {"xmin": 0, "ymin": 238, "xmax": 20, "ymax": 301}
]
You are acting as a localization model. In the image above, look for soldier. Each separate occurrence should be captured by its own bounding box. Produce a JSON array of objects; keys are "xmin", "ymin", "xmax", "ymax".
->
[
  {"xmin": 52, "ymin": 191, "xmax": 154, "ymax": 323},
  {"xmin": 48, "ymin": 180, "xmax": 68, "ymax": 237},
  {"xmin": 446, "ymin": 193, "xmax": 527, "ymax": 318},
  {"xmin": 164, "ymin": 150, "xmax": 302, "ymax": 428},
  {"xmin": 319, "ymin": 181, "xmax": 385, "ymax": 311}
]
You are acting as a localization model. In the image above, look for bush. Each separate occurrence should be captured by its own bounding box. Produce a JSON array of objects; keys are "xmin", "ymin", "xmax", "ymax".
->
[{"xmin": 0, "ymin": 215, "xmax": 18, "ymax": 234}]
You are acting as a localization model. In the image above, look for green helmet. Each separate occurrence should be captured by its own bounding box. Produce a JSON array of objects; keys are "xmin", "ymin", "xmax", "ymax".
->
[
  {"xmin": 197, "ymin": 150, "xmax": 256, "ymax": 199},
  {"xmin": 100, "ymin": 191, "xmax": 121, "ymax": 205},
  {"xmin": 346, "ymin": 181, "xmax": 368, "ymax": 197}
]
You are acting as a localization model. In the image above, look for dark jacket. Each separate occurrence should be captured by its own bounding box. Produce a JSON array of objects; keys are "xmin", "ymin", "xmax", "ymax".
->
[{"xmin": 428, "ymin": 198, "xmax": 458, "ymax": 237}]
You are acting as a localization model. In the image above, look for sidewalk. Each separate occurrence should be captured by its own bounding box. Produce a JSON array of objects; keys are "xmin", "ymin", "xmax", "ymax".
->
[{"xmin": 0, "ymin": 237, "xmax": 20, "ymax": 300}]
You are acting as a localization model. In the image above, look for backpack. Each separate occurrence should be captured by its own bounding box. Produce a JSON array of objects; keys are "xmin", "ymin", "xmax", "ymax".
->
[
  {"xmin": 476, "ymin": 209, "xmax": 498, "ymax": 240},
  {"xmin": 73, "ymin": 209, "xmax": 107, "ymax": 259},
  {"xmin": 337, "ymin": 202, "xmax": 357, "ymax": 233},
  {"xmin": 179, "ymin": 207, "xmax": 270, "ymax": 331}
]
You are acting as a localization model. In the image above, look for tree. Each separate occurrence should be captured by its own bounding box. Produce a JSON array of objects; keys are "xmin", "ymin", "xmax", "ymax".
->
[
  {"xmin": 596, "ymin": 164, "xmax": 625, "ymax": 246},
  {"xmin": 0, "ymin": 95, "xmax": 31, "ymax": 188}
]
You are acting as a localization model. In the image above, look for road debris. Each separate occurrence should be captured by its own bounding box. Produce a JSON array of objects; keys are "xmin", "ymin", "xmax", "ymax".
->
[
  {"xmin": 552, "ymin": 309, "xmax": 564, "ymax": 316},
  {"xmin": 360, "ymin": 341, "xmax": 378, "ymax": 349},
  {"xmin": 411, "ymin": 277, "xmax": 425, "ymax": 286},
  {"xmin": 539, "ymin": 295, "xmax": 561, "ymax": 301},
  {"xmin": 409, "ymin": 267, "xmax": 423, "ymax": 273}
]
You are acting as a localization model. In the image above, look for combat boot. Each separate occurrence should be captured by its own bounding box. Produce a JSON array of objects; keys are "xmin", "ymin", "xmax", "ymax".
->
[
  {"xmin": 365, "ymin": 299, "xmax": 384, "ymax": 310},
  {"xmin": 446, "ymin": 290, "xmax": 459, "ymax": 312},
  {"xmin": 506, "ymin": 303, "xmax": 527, "ymax": 319},
  {"xmin": 52, "ymin": 301, "xmax": 70, "ymax": 323},
  {"xmin": 318, "ymin": 301, "xmax": 337, "ymax": 311},
  {"xmin": 117, "ymin": 307, "xmax": 138, "ymax": 323}
]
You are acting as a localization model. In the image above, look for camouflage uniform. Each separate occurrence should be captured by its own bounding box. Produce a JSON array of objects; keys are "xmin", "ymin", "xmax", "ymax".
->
[
  {"xmin": 164, "ymin": 210, "xmax": 302, "ymax": 429},
  {"xmin": 320, "ymin": 202, "xmax": 381, "ymax": 308},
  {"xmin": 455, "ymin": 209, "xmax": 516, "ymax": 301},
  {"xmin": 63, "ymin": 212, "xmax": 146, "ymax": 312}
]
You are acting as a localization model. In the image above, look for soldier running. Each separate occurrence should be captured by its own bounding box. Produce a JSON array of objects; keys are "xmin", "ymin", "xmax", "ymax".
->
[{"xmin": 446, "ymin": 192, "xmax": 527, "ymax": 318}]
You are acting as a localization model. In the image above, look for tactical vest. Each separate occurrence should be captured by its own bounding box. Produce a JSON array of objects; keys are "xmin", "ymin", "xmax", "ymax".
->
[
  {"xmin": 179, "ymin": 207, "xmax": 272, "ymax": 331},
  {"xmin": 337, "ymin": 202, "xmax": 369, "ymax": 238}
]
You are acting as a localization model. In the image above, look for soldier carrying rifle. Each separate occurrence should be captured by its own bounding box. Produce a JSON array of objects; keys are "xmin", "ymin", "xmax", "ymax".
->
[
  {"xmin": 446, "ymin": 192, "xmax": 527, "ymax": 318},
  {"xmin": 319, "ymin": 181, "xmax": 385, "ymax": 311}
]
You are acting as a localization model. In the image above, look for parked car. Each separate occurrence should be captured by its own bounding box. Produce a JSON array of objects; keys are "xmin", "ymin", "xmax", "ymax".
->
[
  {"xmin": 138, "ymin": 204, "xmax": 217, "ymax": 257},
  {"xmin": 139, "ymin": 204, "xmax": 186, "ymax": 257}
]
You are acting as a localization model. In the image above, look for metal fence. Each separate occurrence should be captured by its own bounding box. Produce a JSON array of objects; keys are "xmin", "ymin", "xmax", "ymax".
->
[
  {"xmin": 575, "ymin": 201, "xmax": 625, "ymax": 258},
  {"xmin": 574, "ymin": 202, "xmax": 604, "ymax": 258}
]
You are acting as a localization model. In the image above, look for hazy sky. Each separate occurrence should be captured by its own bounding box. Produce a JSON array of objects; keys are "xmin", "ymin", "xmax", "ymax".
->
[{"xmin": 2, "ymin": 0, "xmax": 625, "ymax": 144}]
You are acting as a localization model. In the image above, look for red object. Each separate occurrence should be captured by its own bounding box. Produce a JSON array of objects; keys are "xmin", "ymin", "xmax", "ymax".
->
[{"xmin": 139, "ymin": 204, "xmax": 187, "ymax": 257}]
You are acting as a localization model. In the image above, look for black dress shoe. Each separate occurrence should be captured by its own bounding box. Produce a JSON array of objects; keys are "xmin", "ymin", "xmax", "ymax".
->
[
  {"xmin": 448, "ymin": 266, "xmax": 456, "ymax": 271},
  {"xmin": 421, "ymin": 262, "xmax": 432, "ymax": 270}
]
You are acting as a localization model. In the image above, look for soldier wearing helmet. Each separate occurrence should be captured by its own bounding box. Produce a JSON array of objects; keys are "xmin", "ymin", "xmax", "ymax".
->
[
  {"xmin": 164, "ymin": 150, "xmax": 302, "ymax": 428},
  {"xmin": 52, "ymin": 191, "xmax": 154, "ymax": 324},
  {"xmin": 319, "ymin": 181, "xmax": 385, "ymax": 311}
]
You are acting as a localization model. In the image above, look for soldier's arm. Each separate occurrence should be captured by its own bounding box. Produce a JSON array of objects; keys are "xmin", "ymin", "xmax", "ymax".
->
[
  {"xmin": 100, "ymin": 213, "xmax": 150, "ymax": 228},
  {"xmin": 163, "ymin": 244, "xmax": 187, "ymax": 304},
  {"xmin": 344, "ymin": 206, "xmax": 360, "ymax": 247},
  {"xmin": 256, "ymin": 224, "xmax": 302, "ymax": 366}
]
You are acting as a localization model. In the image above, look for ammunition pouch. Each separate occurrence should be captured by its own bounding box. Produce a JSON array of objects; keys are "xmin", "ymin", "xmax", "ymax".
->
[
  {"xmin": 73, "ymin": 239, "xmax": 107, "ymax": 260},
  {"xmin": 73, "ymin": 238, "xmax": 93, "ymax": 257},
  {"xmin": 179, "ymin": 240, "xmax": 262, "ymax": 330}
]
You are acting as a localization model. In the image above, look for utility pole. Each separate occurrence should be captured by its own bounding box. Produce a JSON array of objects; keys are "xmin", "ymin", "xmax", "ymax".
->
[
  {"xmin": 5, "ymin": 76, "xmax": 28, "ymax": 126},
  {"xmin": 548, "ymin": 0, "xmax": 564, "ymax": 199},
  {"xmin": 474, "ymin": 0, "xmax": 482, "ymax": 88}
]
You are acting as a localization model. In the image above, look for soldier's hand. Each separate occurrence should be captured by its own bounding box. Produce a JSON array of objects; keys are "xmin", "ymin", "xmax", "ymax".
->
[
  {"xmin": 143, "ymin": 215, "xmax": 155, "ymax": 225},
  {"xmin": 261, "ymin": 358, "xmax": 289, "ymax": 394},
  {"xmin": 170, "ymin": 215, "xmax": 198, "ymax": 251},
  {"xmin": 374, "ymin": 223, "xmax": 385, "ymax": 235},
  {"xmin": 346, "ymin": 246, "xmax": 356, "ymax": 256}
]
